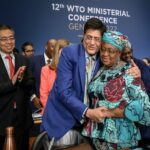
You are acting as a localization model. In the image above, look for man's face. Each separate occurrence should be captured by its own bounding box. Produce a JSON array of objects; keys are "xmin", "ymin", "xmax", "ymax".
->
[
  {"xmin": 23, "ymin": 45, "xmax": 34, "ymax": 57},
  {"xmin": 45, "ymin": 39, "xmax": 57, "ymax": 58},
  {"xmin": 121, "ymin": 47, "xmax": 133, "ymax": 63},
  {"xmin": 0, "ymin": 29, "xmax": 15, "ymax": 54},
  {"xmin": 83, "ymin": 29, "xmax": 101, "ymax": 56}
]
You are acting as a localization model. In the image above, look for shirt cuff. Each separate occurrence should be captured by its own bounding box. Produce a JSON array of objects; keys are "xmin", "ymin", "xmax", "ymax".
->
[
  {"xmin": 80, "ymin": 107, "xmax": 88, "ymax": 124},
  {"xmin": 30, "ymin": 94, "xmax": 36, "ymax": 102}
]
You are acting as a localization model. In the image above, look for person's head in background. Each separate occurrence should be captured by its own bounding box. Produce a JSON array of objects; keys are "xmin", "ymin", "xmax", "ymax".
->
[
  {"xmin": 0, "ymin": 24, "xmax": 15, "ymax": 54},
  {"xmin": 45, "ymin": 39, "xmax": 57, "ymax": 59},
  {"xmin": 82, "ymin": 18, "xmax": 107, "ymax": 56},
  {"xmin": 21, "ymin": 41, "xmax": 34, "ymax": 57},
  {"xmin": 13, "ymin": 47, "xmax": 19, "ymax": 54},
  {"xmin": 50, "ymin": 39, "xmax": 70, "ymax": 70},
  {"xmin": 142, "ymin": 57, "xmax": 150, "ymax": 66},
  {"xmin": 120, "ymin": 40, "xmax": 133, "ymax": 63}
]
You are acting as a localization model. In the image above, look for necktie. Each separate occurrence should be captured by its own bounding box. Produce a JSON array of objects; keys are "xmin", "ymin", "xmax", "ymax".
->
[
  {"xmin": 84, "ymin": 56, "xmax": 93, "ymax": 106},
  {"xmin": 5, "ymin": 55, "xmax": 14, "ymax": 79},
  {"xmin": 87, "ymin": 56, "xmax": 93, "ymax": 82}
]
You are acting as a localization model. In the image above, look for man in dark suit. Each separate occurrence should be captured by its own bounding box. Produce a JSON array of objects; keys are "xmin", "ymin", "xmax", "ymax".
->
[
  {"xmin": 30, "ymin": 39, "xmax": 57, "ymax": 108},
  {"xmin": 0, "ymin": 24, "xmax": 35, "ymax": 150}
]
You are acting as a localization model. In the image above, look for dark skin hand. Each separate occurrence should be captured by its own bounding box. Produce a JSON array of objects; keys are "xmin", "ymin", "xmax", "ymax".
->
[
  {"xmin": 126, "ymin": 59, "xmax": 141, "ymax": 78},
  {"xmin": 32, "ymin": 97, "xmax": 43, "ymax": 110}
]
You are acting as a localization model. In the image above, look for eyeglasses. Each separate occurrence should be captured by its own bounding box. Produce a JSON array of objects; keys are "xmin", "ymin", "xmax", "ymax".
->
[
  {"xmin": 122, "ymin": 51, "xmax": 132, "ymax": 55},
  {"xmin": 100, "ymin": 47, "xmax": 119, "ymax": 55},
  {"xmin": 0, "ymin": 36, "xmax": 15, "ymax": 42},
  {"xmin": 25, "ymin": 49, "xmax": 34, "ymax": 53},
  {"xmin": 84, "ymin": 35, "xmax": 101, "ymax": 43}
]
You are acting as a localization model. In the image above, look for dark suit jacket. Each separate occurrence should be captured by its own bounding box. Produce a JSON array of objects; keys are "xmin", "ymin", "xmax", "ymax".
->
[
  {"xmin": 30, "ymin": 55, "xmax": 45, "ymax": 97},
  {"xmin": 0, "ymin": 53, "xmax": 34, "ymax": 135},
  {"xmin": 42, "ymin": 43, "xmax": 101, "ymax": 140}
]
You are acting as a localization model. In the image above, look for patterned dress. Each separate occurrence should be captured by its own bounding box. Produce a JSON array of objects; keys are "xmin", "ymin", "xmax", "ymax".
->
[{"xmin": 82, "ymin": 63, "xmax": 150, "ymax": 149}]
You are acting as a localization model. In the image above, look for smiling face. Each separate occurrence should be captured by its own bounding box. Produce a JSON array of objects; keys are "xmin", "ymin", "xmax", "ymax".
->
[
  {"xmin": 100, "ymin": 42, "xmax": 121, "ymax": 68},
  {"xmin": 83, "ymin": 29, "xmax": 102, "ymax": 56},
  {"xmin": 0, "ymin": 29, "xmax": 15, "ymax": 54},
  {"xmin": 121, "ymin": 47, "xmax": 133, "ymax": 63}
]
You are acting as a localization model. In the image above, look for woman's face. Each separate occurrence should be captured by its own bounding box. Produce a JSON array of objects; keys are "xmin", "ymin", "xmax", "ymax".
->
[
  {"xmin": 121, "ymin": 47, "xmax": 133, "ymax": 63},
  {"xmin": 100, "ymin": 42, "xmax": 121, "ymax": 68}
]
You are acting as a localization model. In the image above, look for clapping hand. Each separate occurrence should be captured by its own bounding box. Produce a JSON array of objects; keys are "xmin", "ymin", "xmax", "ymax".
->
[
  {"xmin": 17, "ymin": 66, "xmax": 26, "ymax": 81},
  {"xmin": 12, "ymin": 66, "xmax": 26, "ymax": 85}
]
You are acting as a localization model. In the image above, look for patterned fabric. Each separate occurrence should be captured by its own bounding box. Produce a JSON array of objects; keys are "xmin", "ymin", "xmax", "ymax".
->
[
  {"xmin": 82, "ymin": 63, "xmax": 150, "ymax": 149},
  {"xmin": 124, "ymin": 39, "xmax": 131, "ymax": 48},
  {"xmin": 102, "ymin": 31, "xmax": 129, "ymax": 51}
]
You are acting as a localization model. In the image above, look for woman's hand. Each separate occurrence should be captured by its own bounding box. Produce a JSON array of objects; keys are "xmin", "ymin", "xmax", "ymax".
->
[
  {"xmin": 105, "ymin": 107, "xmax": 125, "ymax": 118},
  {"xmin": 126, "ymin": 59, "xmax": 141, "ymax": 78}
]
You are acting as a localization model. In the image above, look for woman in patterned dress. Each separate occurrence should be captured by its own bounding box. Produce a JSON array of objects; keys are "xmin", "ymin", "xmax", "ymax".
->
[{"xmin": 82, "ymin": 31, "xmax": 150, "ymax": 150}]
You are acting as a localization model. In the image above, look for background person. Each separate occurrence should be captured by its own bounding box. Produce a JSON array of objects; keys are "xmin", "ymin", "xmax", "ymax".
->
[
  {"xmin": 21, "ymin": 41, "xmax": 42, "ymax": 112},
  {"xmin": 40, "ymin": 39, "xmax": 70, "ymax": 113},
  {"xmin": 0, "ymin": 24, "xmax": 35, "ymax": 150},
  {"xmin": 28, "ymin": 38, "xmax": 57, "ymax": 143},
  {"xmin": 30, "ymin": 38, "xmax": 57, "ymax": 99},
  {"xmin": 21, "ymin": 41, "xmax": 35, "ymax": 58},
  {"xmin": 29, "ymin": 38, "xmax": 57, "ymax": 110},
  {"xmin": 121, "ymin": 41, "xmax": 150, "ymax": 98}
]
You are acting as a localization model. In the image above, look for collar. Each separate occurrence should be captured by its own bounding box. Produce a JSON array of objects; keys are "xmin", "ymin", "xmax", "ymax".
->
[
  {"xmin": 85, "ymin": 51, "xmax": 97, "ymax": 61},
  {"xmin": 0, "ymin": 50, "xmax": 14, "ymax": 60},
  {"xmin": 44, "ymin": 53, "xmax": 52, "ymax": 64}
]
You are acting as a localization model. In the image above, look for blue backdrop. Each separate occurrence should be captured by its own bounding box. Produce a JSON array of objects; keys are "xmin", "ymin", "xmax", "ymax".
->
[{"xmin": 0, "ymin": 0, "xmax": 150, "ymax": 58}]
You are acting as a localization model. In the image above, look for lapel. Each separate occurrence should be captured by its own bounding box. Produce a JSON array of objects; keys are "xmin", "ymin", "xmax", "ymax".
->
[
  {"xmin": 78, "ymin": 44, "xmax": 102, "ymax": 92},
  {"xmin": 41, "ymin": 55, "xmax": 46, "ymax": 66},
  {"xmin": 14, "ymin": 54, "xmax": 20, "ymax": 72},
  {"xmin": 0, "ymin": 55, "xmax": 10, "ymax": 80},
  {"xmin": 37, "ymin": 55, "xmax": 45, "ymax": 70},
  {"xmin": 78, "ymin": 44, "xmax": 86, "ymax": 92}
]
